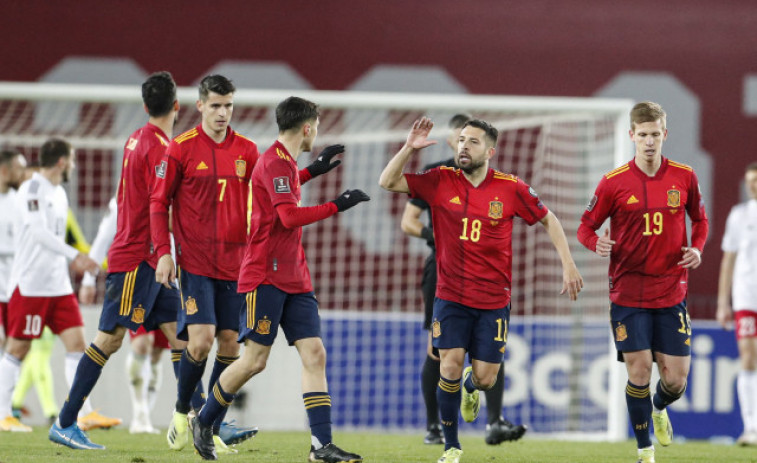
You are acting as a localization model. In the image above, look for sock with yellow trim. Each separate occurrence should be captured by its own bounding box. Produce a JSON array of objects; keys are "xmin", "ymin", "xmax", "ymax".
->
[
  {"xmin": 626, "ymin": 381, "xmax": 653, "ymax": 449},
  {"xmin": 198, "ymin": 382, "xmax": 234, "ymax": 427},
  {"xmin": 437, "ymin": 375, "xmax": 461, "ymax": 451},
  {"xmin": 303, "ymin": 392, "xmax": 332, "ymax": 450},
  {"xmin": 176, "ymin": 349, "xmax": 206, "ymax": 414},
  {"xmin": 58, "ymin": 344, "xmax": 109, "ymax": 428},
  {"xmin": 171, "ymin": 349, "xmax": 206, "ymax": 412},
  {"xmin": 652, "ymin": 380, "xmax": 684, "ymax": 412},
  {"xmin": 209, "ymin": 354, "xmax": 238, "ymax": 434}
]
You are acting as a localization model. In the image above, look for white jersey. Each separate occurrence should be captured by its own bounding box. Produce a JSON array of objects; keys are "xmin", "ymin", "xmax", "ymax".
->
[
  {"xmin": 0, "ymin": 188, "xmax": 18, "ymax": 302},
  {"xmin": 9, "ymin": 172, "xmax": 79, "ymax": 297},
  {"xmin": 722, "ymin": 199, "xmax": 757, "ymax": 311},
  {"xmin": 81, "ymin": 197, "xmax": 117, "ymax": 287}
]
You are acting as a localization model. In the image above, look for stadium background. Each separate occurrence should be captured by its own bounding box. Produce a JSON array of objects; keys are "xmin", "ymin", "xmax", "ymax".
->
[{"xmin": 2, "ymin": 0, "xmax": 756, "ymax": 440}]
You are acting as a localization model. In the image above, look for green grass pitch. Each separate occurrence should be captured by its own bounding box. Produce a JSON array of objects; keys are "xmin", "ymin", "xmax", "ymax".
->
[{"xmin": 0, "ymin": 428, "xmax": 755, "ymax": 463}]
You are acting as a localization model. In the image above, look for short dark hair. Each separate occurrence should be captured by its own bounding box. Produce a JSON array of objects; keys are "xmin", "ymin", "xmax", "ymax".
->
[
  {"xmin": 40, "ymin": 138, "xmax": 72, "ymax": 168},
  {"xmin": 0, "ymin": 149, "xmax": 20, "ymax": 167},
  {"xmin": 747, "ymin": 162, "xmax": 757, "ymax": 173},
  {"xmin": 142, "ymin": 71, "xmax": 176, "ymax": 117},
  {"xmin": 449, "ymin": 113, "xmax": 472, "ymax": 129},
  {"xmin": 631, "ymin": 101, "xmax": 666, "ymax": 131},
  {"xmin": 199, "ymin": 75, "xmax": 236, "ymax": 101},
  {"xmin": 276, "ymin": 97, "xmax": 319, "ymax": 132},
  {"xmin": 462, "ymin": 119, "xmax": 498, "ymax": 147}
]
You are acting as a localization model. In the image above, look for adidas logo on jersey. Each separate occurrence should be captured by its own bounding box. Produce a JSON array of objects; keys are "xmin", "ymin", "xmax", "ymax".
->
[
  {"xmin": 196, "ymin": 161, "xmax": 209, "ymax": 170},
  {"xmin": 449, "ymin": 196, "xmax": 462, "ymax": 205},
  {"xmin": 627, "ymin": 195, "xmax": 639, "ymax": 204}
]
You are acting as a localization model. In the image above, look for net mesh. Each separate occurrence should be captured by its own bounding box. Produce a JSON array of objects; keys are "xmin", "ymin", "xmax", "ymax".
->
[{"xmin": 0, "ymin": 85, "xmax": 628, "ymax": 436}]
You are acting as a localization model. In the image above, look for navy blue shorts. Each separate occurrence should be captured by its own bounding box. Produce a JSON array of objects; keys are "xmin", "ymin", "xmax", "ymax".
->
[
  {"xmin": 177, "ymin": 267, "xmax": 243, "ymax": 341},
  {"xmin": 99, "ymin": 261, "xmax": 180, "ymax": 333},
  {"xmin": 610, "ymin": 300, "xmax": 692, "ymax": 361},
  {"xmin": 431, "ymin": 297, "xmax": 510, "ymax": 364},
  {"xmin": 238, "ymin": 285, "xmax": 320, "ymax": 346}
]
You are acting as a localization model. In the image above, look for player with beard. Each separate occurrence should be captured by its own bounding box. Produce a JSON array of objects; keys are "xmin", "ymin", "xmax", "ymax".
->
[{"xmin": 381, "ymin": 118, "xmax": 582, "ymax": 463}]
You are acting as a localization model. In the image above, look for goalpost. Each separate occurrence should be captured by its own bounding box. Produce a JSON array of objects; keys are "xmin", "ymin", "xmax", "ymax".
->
[{"xmin": 0, "ymin": 82, "xmax": 631, "ymax": 440}]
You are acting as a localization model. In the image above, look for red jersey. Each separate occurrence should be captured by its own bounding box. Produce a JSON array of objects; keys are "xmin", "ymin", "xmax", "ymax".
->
[
  {"xmin": 109, "ymin": 123, "xmax": 169, "ymax": 272},
  {"xmin": 238, "ymin": 142, "xmax": 324, "ymax": 293},
  {"xmin": 578, "ymin": 157, "xmax": 709, "ymax": 308},
  {"xmin": 150, "ymin": 125, "xmax": 260, "ymax": 281},
  {"xmin": 406, "ymin": 166, "xmax": 548, "ymax": 309}
]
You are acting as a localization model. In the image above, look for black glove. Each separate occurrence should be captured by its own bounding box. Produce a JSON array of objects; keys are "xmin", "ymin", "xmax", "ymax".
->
[
  {"xmin": 420, "ymin": 226, "xmax": 435, "ymax": 246},
  {"xmin": 306, "ymin": 144, "xmax": 344, "ymax": 178},
  {"xmin": 331, "ymin": 189, "xmax": 370, "ymax": 212}
]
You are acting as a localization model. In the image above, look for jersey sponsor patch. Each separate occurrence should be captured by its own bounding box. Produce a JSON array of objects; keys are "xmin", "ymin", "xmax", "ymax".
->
[
  {"xmin": 528, "ymin": 186, "xmax": 539, "ymax": 197},
  {"xmin": 126, "ymin": 137, "xmax": 138, "ymax": 150},
  {"xmin": 155, "ymin": 161, "xmax": 167, "ymax": 179},
  {"xmin": 27, "ymin": 199, "xmax": 39, "ymax": 211},
  {"xmin": 586, "ymin": 195, "xmax": 598, "ymax": 211},
  {"xmin": 273, "ymin": 176, "xmax": 291, "ymax": 193}
]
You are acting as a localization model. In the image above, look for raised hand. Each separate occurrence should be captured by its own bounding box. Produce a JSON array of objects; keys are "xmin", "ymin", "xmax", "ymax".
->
[{"xmin": 406, "ymin": 117, "xmax": 438, "ymax": 150}]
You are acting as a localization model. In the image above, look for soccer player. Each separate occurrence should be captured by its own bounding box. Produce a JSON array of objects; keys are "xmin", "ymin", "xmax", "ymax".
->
[
  {"xmin": 400, "ymin": 114, "xmax": 526, "ymax": 446},
  {"xmin": 190, "ymin": 96, "xmax": 368, "ymax": 462},
  {"xmin": 380, "ymin": 117, "xmax": 582, "ymax": 463},
  {"xmin": 0, "ymin": 139, "xmax": 101, "ymax": 433},
  {"xmin": 78, "ymin": 196, "xmax": 168, "ymax": 434},
  {"xmin": 150, "ymin": 74, "xmax": 263, "ymax": 454},
  {"xmin": 578, "ymin": 102, "xmax": 708, "ymax": 463},
  {"xmin": 716, "ymin": 162, "xmax": 757, "ymax": 447},
  {"xmin": 0, "ymin": 150, "xmax": 27, "ymax": 353},
  {"xmin": 46, "ymin": 71, "xmax": 189, "ymax": 449}
]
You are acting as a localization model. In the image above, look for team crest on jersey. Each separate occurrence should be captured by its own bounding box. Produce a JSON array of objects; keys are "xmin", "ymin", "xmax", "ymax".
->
[
  {"xmin": 488, "ymin": 201, "xmax": 504, "ymax": 219},
  {"xmin": 255, "ymin": 317, "xmax": 271, "ymax": 335},
  {"xmin": 235, "ymin": 159, "xmax": 246, "ymax": 178},
  {"xmin": 155, "ymin": 161, "xmax": 167, "ymax": 179},
  {"xmin": 131, "ymin": 305, "xmax": 145, "ymax": 324},
  {"xmin": 667, "ymin": 189, "xmax": 680, "ymax": 207},
  {"xmin": 432, "ymin": 320, "xmax": 441, "ymax": 338},
  {"xmin": 27, "ymin": 199, "xmax": 39, "ymax": 211},
  {"xmin": 274, "ymin": 177, "xmax": 291, "ymax": 193},
  {"xmin": 615, "ymin": 323, "xmax": 628, "ymax": 342},
  {"xmin": 185, "ymin": 296, "xmax": 198, "ymax": 315}
]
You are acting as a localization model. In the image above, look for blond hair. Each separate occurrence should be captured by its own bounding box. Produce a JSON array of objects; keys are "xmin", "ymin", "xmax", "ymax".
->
[{"xmin": 630, "ymin": 101, "xmax": 666, "ymax": 131}]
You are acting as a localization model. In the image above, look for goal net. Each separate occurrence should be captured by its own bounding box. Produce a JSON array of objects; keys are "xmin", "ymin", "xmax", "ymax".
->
[{"xmin": 0, "ymin": 82, "xmax": 631, "ymax": 439}]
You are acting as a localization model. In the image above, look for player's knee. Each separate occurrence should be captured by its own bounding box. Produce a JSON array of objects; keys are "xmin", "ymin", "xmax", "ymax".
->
[
  {"xmin": 188, "ymin": 337, "xmax": 213, "ymax": 360},
  {"xmin": 6, "ymin": 339, "xmax": 31, "ymax": 360},
  {"xmin": 301, "ymin": 345, "xmax": 327, "ymax": 372},
  {"xmin": 476, "ymin": 375, "xmax": 497, "ymax": 390},
  {"xmin": 662, "ymin": 377, "xmax": 687, "ymax": 395}
]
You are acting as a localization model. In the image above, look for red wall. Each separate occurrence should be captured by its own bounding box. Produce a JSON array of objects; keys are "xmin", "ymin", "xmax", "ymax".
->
[{"xmin": 6, "ymin": 0, "xmax": 757, "ymax": 316}]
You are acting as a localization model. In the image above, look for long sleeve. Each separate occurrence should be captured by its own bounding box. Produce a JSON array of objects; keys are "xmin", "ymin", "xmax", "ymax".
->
[{"xmin": 276, "ymin": 202, "xmax": 338, "ymax": 229}]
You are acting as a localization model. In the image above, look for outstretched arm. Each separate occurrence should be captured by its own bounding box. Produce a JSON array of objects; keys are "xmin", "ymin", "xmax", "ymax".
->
[
  {"xmin": 379, "ymin": 117, "xmax": 437, "ymax": 193},
  {"xmin": 540, "ymin": 211, "xmax": 583, "ymax": 300}
]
